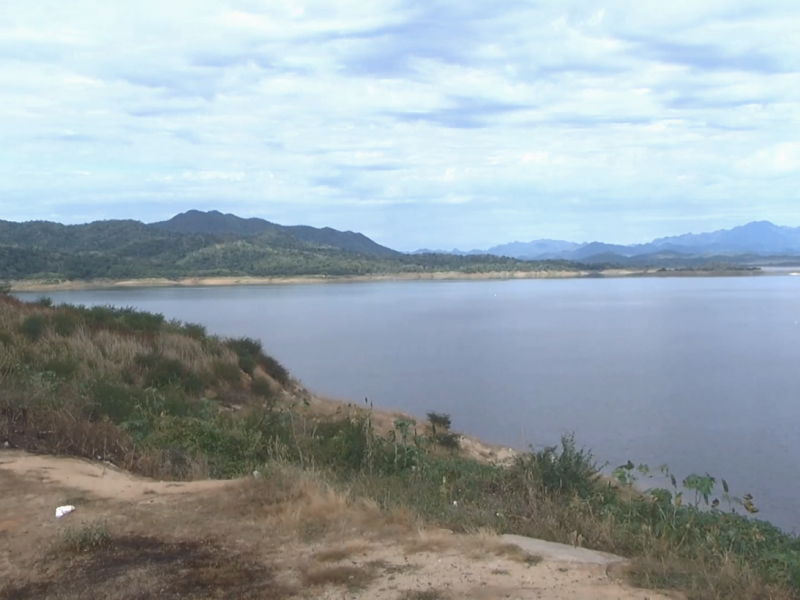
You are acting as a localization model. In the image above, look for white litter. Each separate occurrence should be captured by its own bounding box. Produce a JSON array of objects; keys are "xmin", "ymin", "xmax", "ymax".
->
[{"xmin": 55, "ymin": 505, "xmax": 76, "ymax": 519}]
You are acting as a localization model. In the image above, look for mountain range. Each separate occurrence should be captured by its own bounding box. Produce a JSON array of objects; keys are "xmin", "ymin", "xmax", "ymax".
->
[
  {"xmin": 414, "ymin": 221, "xmax": 800, "ymax": 262},
  {"xmin": 0, "ymin": 210, "xmax": 569, "ymax": 282},
  {"xmin": 2, "ymin": 210, "xmax": 799, "ymax": 284}
]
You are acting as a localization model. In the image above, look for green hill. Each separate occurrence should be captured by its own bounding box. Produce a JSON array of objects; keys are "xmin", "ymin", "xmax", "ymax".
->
[
  {"xmin": 150, "ymin": 210, "xmax": 401, "ymax": 258},
  {"xmin": 0, "ymin": 214, "xmax": 582, "ymax": 282}
]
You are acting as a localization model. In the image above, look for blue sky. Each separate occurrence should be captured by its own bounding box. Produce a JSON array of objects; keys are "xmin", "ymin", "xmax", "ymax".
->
[{"xmin": 1, "ymin": 1, "xmax": 799, "ymax": 251}]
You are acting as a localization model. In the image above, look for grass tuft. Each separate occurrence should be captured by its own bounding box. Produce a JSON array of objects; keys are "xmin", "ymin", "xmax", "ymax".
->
[{"xmin": 60, "ymin": 520, "xmax": 111, "ymax": 553}]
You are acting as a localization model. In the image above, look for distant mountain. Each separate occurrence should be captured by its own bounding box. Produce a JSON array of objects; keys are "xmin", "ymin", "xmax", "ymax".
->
[
  {"xmin": 416, "ymin": 221, "xmax": 800, "ymax": 262},
  {"xmin": 650, "ymin": 221, "xmax": 800, "ymax": 255},
  {"xmin": 151, "ymin": 210, "xmax": 401, "ymax": 258}
]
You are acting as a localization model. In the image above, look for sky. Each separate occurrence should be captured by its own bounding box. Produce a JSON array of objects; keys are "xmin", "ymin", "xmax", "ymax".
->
[{"xmin": 1, "ymin": 1, "xmax": 799, "ymax": 251}]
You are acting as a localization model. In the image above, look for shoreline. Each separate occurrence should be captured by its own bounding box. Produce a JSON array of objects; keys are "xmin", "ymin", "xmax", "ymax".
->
[{"xmin": 8, "ymin": 268, "xmax": 770, "ymax": 293}]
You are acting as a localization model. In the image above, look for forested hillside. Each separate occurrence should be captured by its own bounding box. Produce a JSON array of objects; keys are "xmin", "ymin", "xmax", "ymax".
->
[{"xmin": 0, "ymin": 216, "xmax": 582, "ymax": 281}]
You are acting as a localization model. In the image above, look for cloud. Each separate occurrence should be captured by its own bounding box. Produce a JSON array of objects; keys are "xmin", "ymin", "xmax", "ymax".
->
[{"xmin": 0, "ymin": 0, "xmax": 798, "ymax": 251}]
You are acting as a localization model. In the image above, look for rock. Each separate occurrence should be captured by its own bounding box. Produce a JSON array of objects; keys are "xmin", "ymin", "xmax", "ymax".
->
[{"xmin": 500, "ymin": 534, "xmax": 627, "ymax": 565}]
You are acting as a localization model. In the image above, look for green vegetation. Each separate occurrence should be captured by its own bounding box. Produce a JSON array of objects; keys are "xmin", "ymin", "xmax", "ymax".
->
[
  {"xmin": 1, "ymin": 295, "xmax": 798, "ymax": 599},
  {"xmin": 60, "ymin": 520, "xmax": 112, "ymax": 554},
  {"xmin": 0, "ymin": 218, "xmax": 587, "ymax": 282}
]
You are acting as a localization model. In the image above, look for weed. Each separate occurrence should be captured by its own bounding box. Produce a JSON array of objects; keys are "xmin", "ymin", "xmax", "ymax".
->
[{"xmin": 60, "ymin": 520, "xmax": 111, "ymax": 553}]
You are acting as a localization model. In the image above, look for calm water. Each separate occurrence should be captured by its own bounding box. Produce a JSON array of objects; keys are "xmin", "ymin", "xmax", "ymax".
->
[{"xmin": 18, "ymin": 277, "xmax": 800, "ymax": 532}]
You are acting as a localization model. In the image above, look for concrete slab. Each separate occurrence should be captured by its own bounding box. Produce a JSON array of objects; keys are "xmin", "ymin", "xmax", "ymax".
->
[{"xmin": 501, "ymin": 534, "xmax": 627, "ymax": 565}]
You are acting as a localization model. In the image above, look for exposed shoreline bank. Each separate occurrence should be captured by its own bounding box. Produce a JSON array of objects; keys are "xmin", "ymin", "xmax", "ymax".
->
[{"xmin": 8, "ymin": 267, "xmax": 769, "ymax": 293}]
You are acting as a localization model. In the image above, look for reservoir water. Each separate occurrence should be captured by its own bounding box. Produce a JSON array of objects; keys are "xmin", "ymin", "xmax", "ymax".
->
[{"xmin": 18, "ymin": 276, "xmax": 800, "ymax": 532}]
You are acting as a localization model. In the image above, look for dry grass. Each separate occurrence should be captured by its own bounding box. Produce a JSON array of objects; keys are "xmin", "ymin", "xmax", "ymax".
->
[
  {"xmin": 397, "ymin": 590, "xmax": 451, "ymax": 600},
  {"xmin": 1, "ymin": 534, "xmax": 294, "ymax": 600},
  {"xmin": 312, "ymin": 541, "xmax": 369, "ymax": 562},
  {"xmin": 623, "ymin": 557, "xmax": 797, "ymax": 600},
  {"xmin": 228, "ymin": 466, "xmax": 420, "ymax": 543},
  {"xmin": 300, "ymin": 562, "xmax": 381, "ymax": 591},
  {"xmin": 403, "ymin": 530, "xmax": 455, "ymax": 554}
]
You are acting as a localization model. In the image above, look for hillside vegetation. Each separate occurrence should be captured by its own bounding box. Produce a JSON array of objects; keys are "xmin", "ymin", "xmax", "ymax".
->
[
  {"xmin": 1, "ymin": 294, "xmax": 799, "ymax": 599},
  {"xmin": 0, "ymin": 216, "xmax": 584, "ymax": 282}
]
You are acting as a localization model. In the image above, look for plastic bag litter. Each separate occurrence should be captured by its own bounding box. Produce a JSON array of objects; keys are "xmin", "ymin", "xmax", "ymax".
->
[{"xmin": 55, "ymin": 505, "xmax": 76, "ymax": 519}]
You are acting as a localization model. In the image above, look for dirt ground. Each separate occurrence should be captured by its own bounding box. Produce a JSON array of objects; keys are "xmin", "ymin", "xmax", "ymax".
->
[{"xmin": 0, "ymin": 450, "xmax": 680, "ymax": 600}]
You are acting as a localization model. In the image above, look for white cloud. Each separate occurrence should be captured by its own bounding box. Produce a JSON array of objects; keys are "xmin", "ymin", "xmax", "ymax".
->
[{"xmin": 0, "ymin": 0, "xmax": 798, "ymax": 250}]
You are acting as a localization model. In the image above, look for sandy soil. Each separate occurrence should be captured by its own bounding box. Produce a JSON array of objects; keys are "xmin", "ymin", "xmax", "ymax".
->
[
  {"xmin": 0, "ymin": 450, "xmax": 680, "ymax": 600},
  {"xmin": 9, "ymin": 271, "xmax": 585, "ymax": 292}
]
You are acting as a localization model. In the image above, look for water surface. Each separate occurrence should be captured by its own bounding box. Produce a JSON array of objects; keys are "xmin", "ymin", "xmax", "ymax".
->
[{"xmin": 19, "ymin": 276, "xmax": 800, "ymax": 531}]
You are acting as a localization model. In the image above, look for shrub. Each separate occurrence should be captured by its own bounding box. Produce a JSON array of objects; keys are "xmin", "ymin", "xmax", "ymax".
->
[
  {"xmin": 35, "ymin": 296, "xmax": 53, "ymax": 307},
  {"xmin": 138, "ymin": 355, "xmax": 203, "ymax": 394},
  {"xmin": 212, "ymin": 360, "xmax": 243, "ymax": 388},
  {"xmin": 510, "ymin": 434, "xmax": 600, "ymax": 499},
  {"xmin": 119, "ymin": 308, "xmax": 165, "ymax": 332},
  {"xmin": 251, "ymin": 376, "xmax": 275, "ymax": 399},
  {"xmin": 182, "ymin": 322, "xmax": 207, "ymax": 340},
  {"xmin": 258, "ymin": 353, "xmax": 291, "ymax": 387},
  {"xmin": 435, "ymin": 431, "xmax": 461, "ymax": 451},
  {"xmin": 226, "ymin": 337, "xmax": 263, "ymax": 358},
  {"xmin": 133, "ymin": 352, "xmax": 160, "ymax": 370},
  {"xmin": 427, "ymin": 412, "xmax": 452, "ymax": 435},
  {"xmin": 84, "ymin": 305, "xmax": 118, "ymax": 327},
  {"xmin": 88, "ymin": 381, "xmax": 147, "ymax": 423},
  {"xmin": 238, "ymin": 354, "xmax": 257, "ymax": 376},
  {"xmin": 52, "ymin": 308, "xmax": 81, "ymax": 336},
  {"xmin": 42, "ymin": 357, "xmax": 79, "ymax": 380},
  {"xmin": 19, "ymin": 314, "xmax": 48, "ymax": 341}
]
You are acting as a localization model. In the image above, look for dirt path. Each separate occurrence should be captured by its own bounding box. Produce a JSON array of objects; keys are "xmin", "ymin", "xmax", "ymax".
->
[{"xmin": 0, "ymin": 451, "xmax": 680, "ymax": 600}]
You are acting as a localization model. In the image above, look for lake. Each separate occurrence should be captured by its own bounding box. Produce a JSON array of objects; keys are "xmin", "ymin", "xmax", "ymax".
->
[{"xmin": 17, "ymin": 276, "xmax": 800, "ymax": 532}]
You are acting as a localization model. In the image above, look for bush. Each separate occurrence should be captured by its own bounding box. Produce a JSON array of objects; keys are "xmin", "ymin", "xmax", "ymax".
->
[
  {"xmin": 42, "ymin": 357, "xmax": 79, "ymax": 380},
  {"xmin": 510, "ymin": 434, "xmax": 600, "ymax": 499},
  {"xmin": 427, "ymin": 412, "xmax": 452, "ymax": 435},
  {"xmin": 119, "ymin": 308, "xmax": 165, "ymax": 332},
  {"xmin": 251, "ymin": 376, "xmax": 275, "ymax": 399},
  {"xmin": 258, "ymin": 353, "xmax": 291, "ymax": 386},
  {"xmin": 226, "ymin": 337, "xmax": 263, "ymax": 358},
  {"xmin": 182, "ymin": 322, "xmax": 207, "ymax": 340},
  {"xmin": 211, "ymin": 360, "xmax": 243, "ymax": 388},
  {"xmin": 88, "ymin": 381, "xmax": 147, "ymax": 423},
  {"xmin": 52, "ymin": 308, "xmax": 81, "ymax": 336},
  {"xmin": 434, "ymin": 431, "xmax": 461, "ymax": 451},
  {"xmin": 138, "ymin": 354, "xmax": 203, "ymax": 394},
  {"xmin": 83, "ymin": 305, "xmax": 118, "ymax": 327},
  {"xmin": 19, "ymin": 314, "xmax": 48, "ymax": 341}
]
